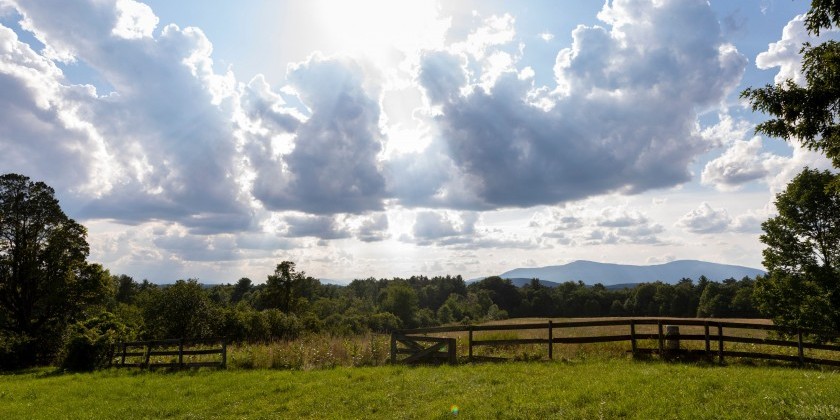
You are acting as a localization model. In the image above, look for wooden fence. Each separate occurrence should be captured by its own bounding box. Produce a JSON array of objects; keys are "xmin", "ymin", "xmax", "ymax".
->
[
  {"xmin": 111, "ymin": 337, "xmax": 227, "ymax": 369},
  {"xmin": 391, "ymin": 318, "xmax": 840, "ymax": 367}
]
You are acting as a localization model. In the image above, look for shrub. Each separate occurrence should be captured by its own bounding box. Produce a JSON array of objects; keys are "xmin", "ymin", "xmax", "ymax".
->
[
  {"xmin": 59, "ymin": 312, "xmax": 134, "ymax": 371},
  {"xmin": 0, "ymin": 333, "xmax": 35, "ymax": 370}
]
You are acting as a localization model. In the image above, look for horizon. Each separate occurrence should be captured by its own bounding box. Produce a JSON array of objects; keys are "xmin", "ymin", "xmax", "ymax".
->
[
  {"xmin": 1, "ymin": 0, "xmax": 836, "ymax": 283},
  {"xmin": 170, "ymin": 258, "xmax": 768, "ymax": 286}
]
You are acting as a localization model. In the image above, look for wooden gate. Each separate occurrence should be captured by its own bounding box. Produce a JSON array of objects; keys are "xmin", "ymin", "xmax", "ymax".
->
[{"xmin": 390, "ymin": 333, "xmax": 457, "ymax": 365}]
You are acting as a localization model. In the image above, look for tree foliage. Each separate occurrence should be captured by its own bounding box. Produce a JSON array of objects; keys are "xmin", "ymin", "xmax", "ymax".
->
[
  {"xmin": 741, "ymin": 1, "xmax": 840, "ymax": 168},
  {"xmin": 0, "ymin": 173, "xmax": 108, "ymax": 365},
  {"xmin": 754, "ymin": 169, "xmax": 840, "ymax": 331}
]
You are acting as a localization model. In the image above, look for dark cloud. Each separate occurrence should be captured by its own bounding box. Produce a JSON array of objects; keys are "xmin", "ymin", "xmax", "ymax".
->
[{"xmin": 418, "ymin": 50, "xmax": 466, "ymax": 105}]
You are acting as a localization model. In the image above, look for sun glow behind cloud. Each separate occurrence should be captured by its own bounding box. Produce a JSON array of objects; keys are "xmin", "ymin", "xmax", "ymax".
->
[{"xmin": 309, "ymin": 0, "xmax": 448, "ymax": 60}]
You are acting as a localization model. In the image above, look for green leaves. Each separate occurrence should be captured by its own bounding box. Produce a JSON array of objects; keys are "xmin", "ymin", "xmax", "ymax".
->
[
  {"xmin": 741, "ymin": 39, "xmax": 840, "ymax": 168},
  {"xmin": 1, "ymin": 173, "xmax": 104, "ymax": 366},
  {"xmin": 756, "ymin": 168, "xmax": 840, "ymax": 331}
]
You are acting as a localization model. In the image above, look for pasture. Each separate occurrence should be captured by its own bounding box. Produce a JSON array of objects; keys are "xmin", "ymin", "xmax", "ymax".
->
[{"xmin": 2, "ymin": 358, "xmax": 839, "ymax": 419}]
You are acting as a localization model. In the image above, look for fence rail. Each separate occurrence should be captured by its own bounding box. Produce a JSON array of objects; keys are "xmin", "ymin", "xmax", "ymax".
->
[
  {"xmin": 111, "ymin": 337, "xmax": 227, "ymax": 369},
  {"xmin": 390, "ymin": 318, "xmax": 840, "ymax": 368}
]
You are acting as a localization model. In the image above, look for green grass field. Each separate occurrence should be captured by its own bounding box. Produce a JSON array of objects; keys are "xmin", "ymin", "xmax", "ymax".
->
[{"xmin": 2, "ymin": 358, "xmax": 839, "ymax": 419}]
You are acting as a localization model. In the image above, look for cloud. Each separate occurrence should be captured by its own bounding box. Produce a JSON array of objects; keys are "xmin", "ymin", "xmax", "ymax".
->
[
  {"xmin": 354, "ymin": 213, "xmax": 390, "ymax": 242},
  {"xmin": 153, "ymin": 231, "xmax": 243, "ymax": 262},
  {"xmin": 6, "ymin": 0, "xmax": 253, "ymax": 233},
  {"xmin": 755, "ymin": 15, "xmax": 811, "ymax": 85},
  {"xmin": 699, "ymin": 112, "xmax": 754, "ymax": 148},
  {"xmin": 407, "ymin": 210, "xmax": 534, "ymax": 249},
  {"xmin": 409, "ymin": 0, "xmax": 746, "ymax": 209},
  {"xmin": 111, "ymin": 0, "xmax": 157, "ymax": 40},
  {"xmin": 249, "ymin": 55, "xmax": 388, "ymax": 215},
  {"xmin": 0, "ymin": 23, "xmax": 107, "ymax": 195},
  {"xmin": 282, "ymin": 214, "xmax": 351, "ymax": 240},
  {"xmin": 701, "ymin": 136, "xmax": 773, "ymax": 191},
  {"xmin": 412, "ymin": 211, "xmax": 475, "ymax": 242},
  {"xmin": 676, "ymin": 203, "xmax": 732, "ymax": 234},
  {"xmin": 532, "ymin": 204, "xmax": 665, "ymax": 245}
]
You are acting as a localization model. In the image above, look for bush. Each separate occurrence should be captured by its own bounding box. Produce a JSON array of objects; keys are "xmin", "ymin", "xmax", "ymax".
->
[
  {"xmin": 0, "ymin": 333, "xmax": 35, "ymax": 370},
  {"xmin": 367, "ymin": 312, "xmax": 401, "ymax": 332},
  {"xmin": 59, "ymin": 312, "xmax": 134, "ymax": 371},
  {"xmin": 264, "ymin": 309, "xmax": 303, "ymax": 340}
]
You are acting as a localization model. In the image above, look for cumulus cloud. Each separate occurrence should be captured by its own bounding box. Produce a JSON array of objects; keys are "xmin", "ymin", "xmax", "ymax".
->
[
  {"xmin": 249, "ymin": 55, "xmax": 388, "ymax": 215},
  {"xmin": 0, "ymin": 22, "xmax": 108, "ymax": 194},
  {"xmin": 282, "ymin": 214, "xmax": 351, "ymax": 240},
  {"xmin": 701, "ymin": 136, "xmax": 775, "ymax": 191},
  {"xmin": 408, "ymin": 210, "xmax": 534, "ymax": 249},
  {"xmin": 755, "ymin": 15, "xmax": 812, "ymax": 85},
  {"xmin": 354, "ymin": 213, "xmax": 390, "ymax": 242},
  {"xmin": 676, "ymin": 203, "xmax": 732, "ymax": 234},
  {"xmin": 408, "ymin": 0, "xmax": 746, "ymax": 209},
  {"xmin": 4, "ymin": 0, "xmax": 254, "ymax": 234},
  {"xmin": 412, "ymin": 211, "xmax": 476, "ymax": 242},
  {"xmin": 532, "ymin": 204, "xmax": 665, "ymax": 245}
]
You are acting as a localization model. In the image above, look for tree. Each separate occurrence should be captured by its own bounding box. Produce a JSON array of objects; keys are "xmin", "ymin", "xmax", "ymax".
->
[
  {"xmin": 261, "ymin": 261, "xmax": 320, "ymax": 313},
  {"xmin": 230, "ymin": 277, "xmax": 252, "ymax": 304},
  {"xmin": 754, "ymin": 168, "xmax": 840, "ymax": 331},
  {"xmin": 0, "ymin": 174, "xmax": 103, "ymax": 365},
  {"xmin": 380, "ymin": 282, "xmax": 419, "ymax": 328},
  {"xmin": 741, "ymin": 1, "xmax": 840, "ymax": 169},
  {"xmin": 141, "ymin": 279, "xmax": 215, "ymax": 339}
]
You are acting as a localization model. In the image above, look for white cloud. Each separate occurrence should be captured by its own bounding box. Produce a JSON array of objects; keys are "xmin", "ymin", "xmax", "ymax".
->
[
  {"xmin": 676, "ymin": 203, "xmax": 732, "ymax": 234},
  {"xmin": 532, "ymin": 204, "xmax": 665, "ymax": 245},
  {"xmin": 111, "ymin": 0, "xmax": 157, "ymax": 40},
  {"xmin": 755, "ymin": 14, "xmax": 810, "ymax": 85},
  {"xmin": 699, "ymin": 112, "xmax": 754, "ymax": 148},
  {"xmin": 408, "ymin": 0, "xmax": 746, "ymax": 209},
  {"xmin": 701, "ymin": 136, "xmax": 772, "ymax": 191}
]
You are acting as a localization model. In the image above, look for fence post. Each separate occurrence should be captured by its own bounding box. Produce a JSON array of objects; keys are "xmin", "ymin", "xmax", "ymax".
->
[
  {"xmin": 630, "ymin": 320, "xmax": 637, "ymax": 356},
  {"xmin": 144, "ymin": 341, "xmax": 152, "ymax": 368},
  {"xmin": 120, "ymin": 342, "xmax": 127, "ymax": 366},
  {"xmin": 548, "ymin": 320, "xmax": 553, "ymax": 360},
  {"xmin": 221, "ymin": 339, "xmax": 227, "ymax": 369},
  {"xmin": 717, "ymin": 324, "xmax": 724, "ymax": 364},
  {"xmin": 178, "ymin": 338, "xmax": 184, "ymax": 368},
  {"xmin": 468, "ymin": 326, "xmax": 473, "ymax": 361},
  {"xmin": 797, "ymin": 329, "xmax": 804, "ymax": 366},
  {"xmin": 657, "ymin": 321, "xmax": 664, "ymax": 355},
  {"xmin": 704, "ymin": 322, "xmax": 710, "ymax": 355},
  {"xmin": 448, "ymin": 338, "xmax": 457, "ymax": 365},
  {"xmin": 390, "ymin": 332, "xmax": 397, "ymax": 364}
]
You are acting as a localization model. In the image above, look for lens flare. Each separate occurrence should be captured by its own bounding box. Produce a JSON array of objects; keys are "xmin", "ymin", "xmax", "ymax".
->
[{"xmin": 450, "ymin": 404, "xmax": 459, "ymax": 415}]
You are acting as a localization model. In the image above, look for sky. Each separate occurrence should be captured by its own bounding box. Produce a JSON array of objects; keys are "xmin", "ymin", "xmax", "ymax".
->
[{"xmin": 0, "ymin": 0, "xmax": 836, "ymax": 284}]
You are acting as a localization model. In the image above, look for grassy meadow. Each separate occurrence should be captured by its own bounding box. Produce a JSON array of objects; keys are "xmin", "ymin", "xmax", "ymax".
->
[
  {"xmin": 4, "ymin": 317, "xmax": 840, "ymax": 418},
  {"xmin": 2, "ymin": 358, "xmax": 840, "ymax": 419}
]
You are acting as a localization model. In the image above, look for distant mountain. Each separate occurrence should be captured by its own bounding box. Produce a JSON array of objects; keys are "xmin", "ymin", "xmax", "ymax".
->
[{"xmin": 494, "ymin": 260, "xmax": 765, "ymax": 286}]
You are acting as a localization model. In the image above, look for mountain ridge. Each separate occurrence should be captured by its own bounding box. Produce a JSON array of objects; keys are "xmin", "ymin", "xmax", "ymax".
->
[{"xmin": 489, "ymin": 259, "xmax": 765, "ymax": 286}]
